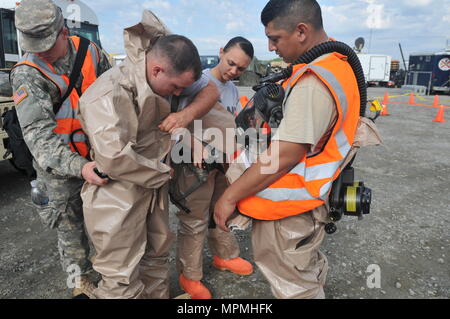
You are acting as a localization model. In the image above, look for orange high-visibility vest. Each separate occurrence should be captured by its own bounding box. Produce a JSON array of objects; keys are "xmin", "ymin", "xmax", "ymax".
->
[
  {"xmin": 237, "ymin": 52, "xmax": 360, "ymax": 220},
  {"xmin": 14, "ymin": 36, "xmax": 100, "ymax": 158}
]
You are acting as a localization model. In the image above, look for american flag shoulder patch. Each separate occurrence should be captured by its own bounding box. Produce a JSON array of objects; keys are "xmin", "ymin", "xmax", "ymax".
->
[{"xmin": 13, "ymin": 87, "xmax": 29, "ymax": 105}]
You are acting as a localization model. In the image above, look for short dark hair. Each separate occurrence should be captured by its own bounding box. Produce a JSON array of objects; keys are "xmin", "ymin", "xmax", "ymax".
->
[
  {"xmin": 224, "ymin": 36, "xmax": 254, "ymax": 60},
  {"xmin": 151, "ymin": 34, "xmax": 202, "ymax": 81},
  {"xmin": 261, "ymin": 0, "xmax": 323, "ymax": 31}
]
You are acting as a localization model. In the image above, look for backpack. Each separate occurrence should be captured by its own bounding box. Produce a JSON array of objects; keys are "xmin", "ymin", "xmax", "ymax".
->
[
  {"xmin": 2, "ymin": 37, "xmax": 90, "ymax": 180},
  {"xmin": 2, "ymin": 108, "xmax": 36, "ymax": 180}
]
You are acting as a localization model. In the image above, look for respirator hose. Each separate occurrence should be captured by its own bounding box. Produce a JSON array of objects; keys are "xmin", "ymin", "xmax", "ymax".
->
[{"xmin": 260, "ymin": 41, "xmax": 367, "ymax": 117}]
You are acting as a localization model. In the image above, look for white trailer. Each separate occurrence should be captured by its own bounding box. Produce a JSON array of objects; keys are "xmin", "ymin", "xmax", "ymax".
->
[{"xmin": 357, "ymin": 54, "xmax": 392, "ymax": 86}]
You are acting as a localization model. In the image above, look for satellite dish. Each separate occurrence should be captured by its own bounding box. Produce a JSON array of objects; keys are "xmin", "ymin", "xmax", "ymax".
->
[{"xmin": 355, "ymin": 37, "xmax": 365, "ymax": 52}]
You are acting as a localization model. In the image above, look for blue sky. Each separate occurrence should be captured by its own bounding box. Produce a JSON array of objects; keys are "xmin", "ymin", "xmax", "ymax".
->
[{"xmin": 2, "ymin": 0, "xmax": 450, "ymax": 62}]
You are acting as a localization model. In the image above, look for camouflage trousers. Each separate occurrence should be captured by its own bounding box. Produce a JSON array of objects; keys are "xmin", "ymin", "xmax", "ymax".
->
[{"xmin": 34, "ymin": 167, "xmax": 92, "ymax": 276}]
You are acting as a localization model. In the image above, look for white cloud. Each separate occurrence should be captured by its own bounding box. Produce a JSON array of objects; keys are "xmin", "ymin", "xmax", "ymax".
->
[
  {"xmin": 142, "ymin": 0, "xmax": 172, "ymax": 10},
  {"xmin": 403, "ymin": 0, "xmax": 433, "ymax": 7},
  {"xmin": 5, "ymin": 0, "xmax": 447, "ymax": 62},
  {"xmin": 322, "ymin": 6, "xmax": 350, "ymax": 24},
  {"xmin": 226, "ymin": 21, "xmax": 245, "ymax": 32},
  {"xmin": 366, "ymin": 3, "xmax": 390, "ymax": 29}
]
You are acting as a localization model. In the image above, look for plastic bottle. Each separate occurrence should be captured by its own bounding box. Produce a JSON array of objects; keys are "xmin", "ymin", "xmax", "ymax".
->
[{"xmin": 30, "ymin": 180, "xmax": 49, "ymax": 206}]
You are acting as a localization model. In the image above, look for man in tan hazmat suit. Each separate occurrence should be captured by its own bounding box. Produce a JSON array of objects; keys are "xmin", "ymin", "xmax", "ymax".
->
[
  {"xmin": 77, "ymin": 11, "xmax": 219, "ymax": 299},
  {"xmin": 214, "ymin": 0, "xmax": 382, "ymax": 299}
]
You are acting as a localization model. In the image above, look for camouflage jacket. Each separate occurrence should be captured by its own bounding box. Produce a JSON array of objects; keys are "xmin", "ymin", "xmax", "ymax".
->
[{"xmin": 10, "ymin": 39, "xmax": 111, "ymax": 178}]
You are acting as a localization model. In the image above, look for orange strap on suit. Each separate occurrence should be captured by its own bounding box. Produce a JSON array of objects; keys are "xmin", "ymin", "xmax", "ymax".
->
[
  {"xmin": 237, "ymin": 52, "xmax": 360, "ymax": 220},
  {"xmin": 14, "ymin": 36, "xmax": 99, "ymax": 158},
  {"xmin": 239, "ymin": 96, "xmax": 249, "ymax": 109}
]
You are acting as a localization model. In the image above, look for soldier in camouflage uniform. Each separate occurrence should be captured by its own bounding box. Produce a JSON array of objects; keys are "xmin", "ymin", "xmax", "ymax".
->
[{"xmin": 9, "ymin": 0, "xmax": 111, "ymax": 298}]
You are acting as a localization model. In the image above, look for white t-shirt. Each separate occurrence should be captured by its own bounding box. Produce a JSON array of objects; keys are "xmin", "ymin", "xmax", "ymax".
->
[{"xmin": 203, "ymin": 68, "xmax": 240, "ymax": 116}]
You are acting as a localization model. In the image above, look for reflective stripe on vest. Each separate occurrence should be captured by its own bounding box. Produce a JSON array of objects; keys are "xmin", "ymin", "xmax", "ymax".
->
[
  {"xmin": 237, "ymin": 52, "xmax": 360, "ymax": 220},
  {"xmin": 14, "ymin": 36, "xmax": 98, "ymax": 158}
]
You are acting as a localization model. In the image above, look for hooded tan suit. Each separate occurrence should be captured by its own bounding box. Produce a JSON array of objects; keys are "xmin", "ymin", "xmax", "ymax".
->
[{"xmin": 77, "ymin": 11, "xmax": 174, "ymax": 299}]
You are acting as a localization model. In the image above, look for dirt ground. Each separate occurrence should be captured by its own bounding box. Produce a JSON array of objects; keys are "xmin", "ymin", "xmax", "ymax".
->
[{"xmin": 0, "ymin": 87, "xmax": 449, "ymax": 299}]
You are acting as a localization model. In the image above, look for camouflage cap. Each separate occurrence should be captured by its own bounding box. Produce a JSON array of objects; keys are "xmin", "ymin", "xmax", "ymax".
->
[{"xmin": 15, "ymin": 0, "xmax": 65, "ymax": 53}]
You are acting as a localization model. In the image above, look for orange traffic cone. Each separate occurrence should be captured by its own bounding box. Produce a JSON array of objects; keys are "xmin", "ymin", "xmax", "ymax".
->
[
  {"xmin": 381, "ymin": 104, "xmax": 390, "ymax": 116},
  {"xmin": 433, "ymin": 95, "xmax": 439, "ymax": 107},
  {"xmin": 433, "ymin": 105, "xmax": 445, "ymax": 123},
  {"xmin": 383, "ymin": 91, "xmax": 390, "ymax": 105},
  {"xmin": 408, "ymin": 92, "xmax": 415, "ymax": 105},
  {"xmin": 380, "ymin": 91, "xmax": 390, "ymax": 115}
]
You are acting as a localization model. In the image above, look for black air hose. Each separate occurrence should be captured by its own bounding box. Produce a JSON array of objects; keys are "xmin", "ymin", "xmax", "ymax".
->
[{"xmin": 260, "ymin": 41, "xmax": 367, "ymax": 117}]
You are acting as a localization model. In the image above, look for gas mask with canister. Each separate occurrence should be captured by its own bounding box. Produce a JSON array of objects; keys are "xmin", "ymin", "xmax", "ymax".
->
[
  {"xmin": 234, "ymin": 79, "xmax": 285, "ymax": 155},
  {"xmin": 235, "ymin": 82, "xmax": 285, "ymax": 131},
  {"xmin": 234, "ymin": 40, "xmax": 376, "ymax": 235}
]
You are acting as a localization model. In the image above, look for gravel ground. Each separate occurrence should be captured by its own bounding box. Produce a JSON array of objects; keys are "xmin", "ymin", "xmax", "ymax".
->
[{"xmin": 0, "ymin": 87, "xmax": 449, "ymax": 299}]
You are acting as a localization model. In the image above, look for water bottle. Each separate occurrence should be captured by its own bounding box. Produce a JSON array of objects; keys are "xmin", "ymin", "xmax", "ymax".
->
[{"xmin": 30, "ymin": 180, "xmax": 49, "ymax": 206}]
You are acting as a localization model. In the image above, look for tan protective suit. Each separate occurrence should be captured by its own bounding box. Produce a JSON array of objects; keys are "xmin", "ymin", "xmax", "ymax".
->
[
  {"xmin": 174, "ymin": 164, "xmax": 240, "ymax": 280},
  {"xmin": 77, "ymin": 11, "xmax": 174, "ymax": 299},
  {"xmin": 171, "ymin": 102, "xmax": 239, "ymax": 280},
  {"xmin": 227, "ymin": 117, "xmax": 382, "ymax": 299}
]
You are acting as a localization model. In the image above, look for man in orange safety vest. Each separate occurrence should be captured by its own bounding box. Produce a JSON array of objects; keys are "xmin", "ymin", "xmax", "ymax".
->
[
  {"xmin": 214, "ymin": 0, "xmax": 360, "ymax": 299},
  {"xmin": 10, "ymin": 0, "xmax": 111, "ymax": 298}
]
